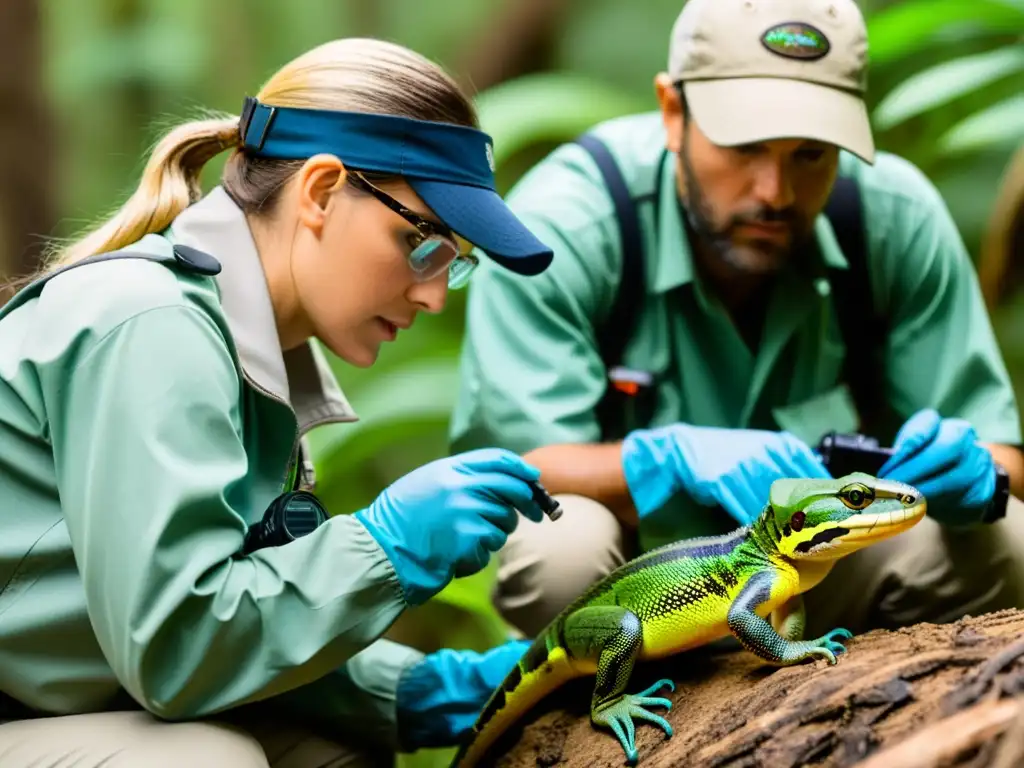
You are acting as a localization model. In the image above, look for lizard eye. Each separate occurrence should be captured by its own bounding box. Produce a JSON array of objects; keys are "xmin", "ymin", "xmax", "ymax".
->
[
  {"xmin": 790, "ymin": 511, "xmax": 805, "ymax": 531},
  {"xmin": 840, "ymin": 483, "xmax": 874, "ymax": 510}
]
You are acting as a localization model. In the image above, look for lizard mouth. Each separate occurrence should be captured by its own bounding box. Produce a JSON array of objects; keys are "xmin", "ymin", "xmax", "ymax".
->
[
  {"xmin": 793, "ymin": 499, "xmax": 927, "ymax": 557},
  {"xmin": 836, "ymin": 500, "xmax": 928, "ymax": 542}
]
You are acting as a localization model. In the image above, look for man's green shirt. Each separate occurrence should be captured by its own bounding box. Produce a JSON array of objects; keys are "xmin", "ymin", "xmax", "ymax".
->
[{"xmin": 449, "ymin": 112, "xmax": 1021, "ymax": 549}]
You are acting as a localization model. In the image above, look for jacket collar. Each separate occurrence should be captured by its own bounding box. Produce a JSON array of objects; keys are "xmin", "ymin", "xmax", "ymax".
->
[{"xmin": 167, "ymin": 186, "xmax": 357, "ymax": 432}]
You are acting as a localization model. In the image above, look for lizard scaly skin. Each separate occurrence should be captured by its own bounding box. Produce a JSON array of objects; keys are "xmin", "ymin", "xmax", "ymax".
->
[{"xmin": 450, "ymin": 472, "xmax": 925, "ymax": 766}]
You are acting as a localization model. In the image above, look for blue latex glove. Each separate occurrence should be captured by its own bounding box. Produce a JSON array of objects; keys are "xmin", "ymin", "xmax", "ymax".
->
[
  {"xmin": 621, "ymin": 423, "xmax": 831, "ymax": 525},
  {"xmin": 878, "ymin": 408, "xmax": 995, "ymax": 526},
  {"xmin": 354, "ymin": 449, "xmax": 545, "ymax": 606},
  {"xmin": 396, "ymin": 639, "xmax": 531, "ymax": 751}
]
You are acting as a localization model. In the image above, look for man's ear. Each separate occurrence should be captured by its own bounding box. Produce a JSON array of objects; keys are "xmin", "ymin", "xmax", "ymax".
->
[
  {"xmin": 654, "ymin": 73, "xmax": 685, "ymax": 155},
  {"xmin": 295, "ymin": 154, "xmax": 348, "ymax": 236}
]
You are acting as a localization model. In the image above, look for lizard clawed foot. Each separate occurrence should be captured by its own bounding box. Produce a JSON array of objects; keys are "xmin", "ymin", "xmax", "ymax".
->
[
  {"xmin": 592, "ymin": 679, "xmax": 675, "ymax": 765},
  {"xmin": 788, "ymin": 627, "xmax": 854, "ymax": 665}
]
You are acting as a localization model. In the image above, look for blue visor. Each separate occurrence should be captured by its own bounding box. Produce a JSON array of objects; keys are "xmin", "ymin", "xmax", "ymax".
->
[{"xmin": 238, "ymin": 97, "xmax": 552, "ymax": 275}]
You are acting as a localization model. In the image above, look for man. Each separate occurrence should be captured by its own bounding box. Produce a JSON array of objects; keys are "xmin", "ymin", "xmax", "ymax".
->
[{"xmin": 450, "ymin": 0, "xmax": 1024, "ymax": 641}]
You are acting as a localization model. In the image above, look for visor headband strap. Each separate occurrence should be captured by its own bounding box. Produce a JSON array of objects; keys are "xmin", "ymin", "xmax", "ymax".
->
[{"xmin": 237, "ymin": 96, "xmax": 497, "ymax": 190}]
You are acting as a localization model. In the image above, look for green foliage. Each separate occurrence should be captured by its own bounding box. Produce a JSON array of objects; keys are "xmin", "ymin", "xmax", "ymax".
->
[
  {"xmin": 939, "ymin": 94, "xmax": 1024, "ymax": 155},
  {"xmin": 864, "ymin": 0, "xmax": 1024, "ymax": 66},
  {"xmin": 872, "ymin": 47, "xmax": 1024, "ymax": 131},
  {"xmin": 476, "ymin": 71, "xmax": 651, "ymax": 191},
  {"xmin": 866, "ymin": 0, "xmax": 1024, "ymax": 165}
]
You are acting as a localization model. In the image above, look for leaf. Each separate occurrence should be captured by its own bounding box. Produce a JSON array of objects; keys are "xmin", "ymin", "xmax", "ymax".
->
[
  {"xmin": 431, "ymin": 561, "xmax": 504, "ymax": 616},
  {"xmin": 866, "ymin": 0, "xmax": 1024, "ymax": 67},
  {"xmin": 308, "ymin": 356, "xmax": 459, "ymax": 460},
  {"xmin": 397, "ymin": 747, "xmax": 458, "ymax": 768},
  {"xmin": 873, "ymin": 47, "xmax": 1024, "ymax": 130},
  {"xmin": 937, "ymin": 93, "xmax": 1024, "ymax": 154},
  {"xmin": 474, "ymin": 71, "xmax": 650, "ymax": 167}
]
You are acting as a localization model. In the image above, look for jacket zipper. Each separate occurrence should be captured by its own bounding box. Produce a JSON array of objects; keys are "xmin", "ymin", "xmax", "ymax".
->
[{"xmin": 238, "ymin": 369, "xmax": 352, "ymax": 491}]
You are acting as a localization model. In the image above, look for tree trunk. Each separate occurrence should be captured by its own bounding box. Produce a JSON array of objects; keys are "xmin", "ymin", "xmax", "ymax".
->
[
  {"xmin": 978, "ymin": 145, "xmax": 1024, "ymax": 312},
  {"xmin": 456, "ymin": 0, "xmax": 576, "ymax": 94},
  {"xmin": 488, "ymin": 609, "xmax": 1024, "ymax": 768},
  {"xmin": 0, "ymin": 0, "xmax": 55, "ymax": 302}
]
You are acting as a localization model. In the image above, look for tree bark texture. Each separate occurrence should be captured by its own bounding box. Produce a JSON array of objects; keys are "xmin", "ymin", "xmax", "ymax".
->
[{"xmin": 487, "ymin": 609, "xmax": 1024, "ymax": 768}]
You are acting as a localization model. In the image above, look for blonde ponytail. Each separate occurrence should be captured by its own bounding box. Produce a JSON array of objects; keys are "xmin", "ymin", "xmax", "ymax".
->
[
  {"xmin": 43, "ymin": 115, "xmax": 239, "ymax": 270},
  {"xmin": 33, "ymin": 37, "xmax": 478, "ymax": 278}
]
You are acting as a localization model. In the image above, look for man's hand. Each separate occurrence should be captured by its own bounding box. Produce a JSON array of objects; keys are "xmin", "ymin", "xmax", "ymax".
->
[
  {"xmin": 878, "ymin": 409, "xmax": 996, "ymax": 526},
  {"xmin": 621, "ymin": 424, "xmax": 831, "ymax": 526}
]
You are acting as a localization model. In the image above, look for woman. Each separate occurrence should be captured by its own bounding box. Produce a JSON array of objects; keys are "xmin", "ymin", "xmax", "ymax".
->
[{"xmin": 0, "ymin": 38, "xmax": 554, "ymax": 767}]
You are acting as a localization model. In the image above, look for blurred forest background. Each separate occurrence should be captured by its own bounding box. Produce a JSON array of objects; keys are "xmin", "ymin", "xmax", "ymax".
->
[{"xmin": 0, "ymin": 0, "xmax": 1021, "ymax": 764}]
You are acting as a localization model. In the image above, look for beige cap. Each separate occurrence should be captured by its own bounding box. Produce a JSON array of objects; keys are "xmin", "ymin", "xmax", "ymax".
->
[{"xmin": 668, "ymin": 0, "xmax": 875, "ymax": 163}]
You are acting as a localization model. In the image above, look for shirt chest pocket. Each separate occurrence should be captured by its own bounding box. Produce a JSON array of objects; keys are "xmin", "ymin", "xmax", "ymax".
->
[
  {"xmin": 771, "ymin": 384, "xmax": 860, "ymax": 447},
  {"xmin": 771, "ymin": 327, "xmax": 860, "ymax": 446}
]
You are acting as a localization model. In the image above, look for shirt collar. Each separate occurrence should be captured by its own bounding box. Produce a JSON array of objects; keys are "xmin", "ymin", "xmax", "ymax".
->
[
  {"xmin": 167, "ymin": 186, "xmax": 357, "ymax": 432},
  {"xmin": 813, "ymin": 212, "xmax": 850, "ymax": 271},
  {"xmin": 649, "ymin": 152, "xmax": 696, "ymax": 295}
]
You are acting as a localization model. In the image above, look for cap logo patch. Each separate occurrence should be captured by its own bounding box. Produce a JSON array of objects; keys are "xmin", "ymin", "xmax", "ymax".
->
[{"xmin": 761, "ymin": 22, "xmax": 830, "ymax": 60}]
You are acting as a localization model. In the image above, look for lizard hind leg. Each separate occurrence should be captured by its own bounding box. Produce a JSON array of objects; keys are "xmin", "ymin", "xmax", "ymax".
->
[{"xmin": 563, "ymin": 606, "xmax": 675, "ymax": 765}]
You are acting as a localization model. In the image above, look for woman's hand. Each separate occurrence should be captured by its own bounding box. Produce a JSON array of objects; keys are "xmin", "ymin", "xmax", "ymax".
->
[
  {"xmin": 395, "ymin": 639, "xmax": 531, "ymax": 751},
  {"xmin": 354, "ymin": 448, "xmax": 546, "ymax": 606}
]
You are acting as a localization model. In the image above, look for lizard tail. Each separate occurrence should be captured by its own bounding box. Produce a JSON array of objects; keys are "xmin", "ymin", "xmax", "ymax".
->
[{"xmin": 449, "ymin": 633, "xmax": 579, "ymax": 768}]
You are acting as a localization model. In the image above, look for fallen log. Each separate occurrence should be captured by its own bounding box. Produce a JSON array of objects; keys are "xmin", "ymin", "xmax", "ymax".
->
[{"xmin": 486, "ymin": 608, "xmax": 1024, "ymax": 768}]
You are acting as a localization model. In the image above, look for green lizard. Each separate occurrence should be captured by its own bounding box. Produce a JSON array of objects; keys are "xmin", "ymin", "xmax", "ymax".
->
[{"xmin": 450, "ymin": 472, "xmax": 925, "ymax": 767}]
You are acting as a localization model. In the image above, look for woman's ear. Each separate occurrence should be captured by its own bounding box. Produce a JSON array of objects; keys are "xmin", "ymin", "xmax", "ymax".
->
[{"xmin": 296, "ymin": 154, "xmax": 348, "ymax": 236}]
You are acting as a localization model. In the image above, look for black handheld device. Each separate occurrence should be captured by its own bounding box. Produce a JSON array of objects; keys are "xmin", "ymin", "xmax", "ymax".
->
[
  {"xmin": 531, "ymin": 481, "xmax": 563, "ymax": 521},
  {"xmin": 817, "ymin": 430, "xmax": 1010, "ymax": 523},
  {"xmin": 816, "ymin": 431, "xmax": 893, "ymax": 478},
  {"xmin": 242, "ymin": 490, "xmax": 330, "ymax": 554}
]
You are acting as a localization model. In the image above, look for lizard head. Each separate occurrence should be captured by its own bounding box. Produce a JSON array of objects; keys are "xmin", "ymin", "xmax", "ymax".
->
[{"xmin": 766, "ymin": 472, "xmax": 926, "ymax": 561}]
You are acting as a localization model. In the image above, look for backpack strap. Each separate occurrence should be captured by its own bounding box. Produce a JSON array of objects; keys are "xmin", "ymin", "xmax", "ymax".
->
[
  {"xmin": 575, "ymin": 134, "xmax": 646, "ymax": 372},
  {"xmin": 573, "ymin": 134, "xmax": 658, "ymax": 440},
  {"xmin": 45, "ymin": 243, "xmax": 221, "ymax": 283},
  {"xmin": 823, "ymin": 175, "xmax": 888, "ymax": 436},
  {"xmin": 0, "ymin": 241, "xmax": 221, "ymax": 322}
]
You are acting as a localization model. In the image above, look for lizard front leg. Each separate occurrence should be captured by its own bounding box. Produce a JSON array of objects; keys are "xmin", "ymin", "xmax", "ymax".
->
[
  {"xmin": 563, "ymin": 606, "xmax": 674, "ymax": 764},
  {"xmin": 728, "ymin": 572, "xmax": 852, "ymax": 665}
]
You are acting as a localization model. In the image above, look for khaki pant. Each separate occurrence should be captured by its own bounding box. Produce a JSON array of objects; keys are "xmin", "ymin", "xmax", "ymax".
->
[
  {"xmin": 495, "ymin": 493, "xmax": 1024, "ymax": 640},
  {"xmin": 0, "ymin": 708, "xmax": 389, "ymax": 768}
]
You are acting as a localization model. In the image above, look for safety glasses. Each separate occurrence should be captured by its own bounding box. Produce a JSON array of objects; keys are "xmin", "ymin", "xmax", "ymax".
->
[{"xmin": 348, "ymin": 172, "xmax": 479, "ymax": 289}]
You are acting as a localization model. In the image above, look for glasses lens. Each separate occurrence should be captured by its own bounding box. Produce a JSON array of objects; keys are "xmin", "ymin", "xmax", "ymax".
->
[
  {"xmin": 408, "ymin": 237, "xmax": 458, "ymax": 281},
  {"xmin": 448, "ymin": 254, "xmax": 478, "ymax": 289}
]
